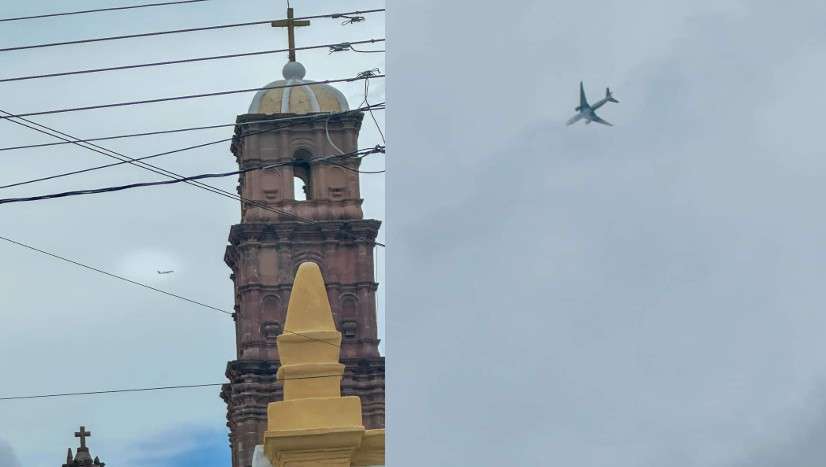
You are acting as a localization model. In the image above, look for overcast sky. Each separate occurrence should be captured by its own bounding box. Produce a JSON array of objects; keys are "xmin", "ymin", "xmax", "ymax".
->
[
  {"xmin": 0, "ymin": 1, "xmax": 383, "ymax": 466},
  {"xmin": 388, "ymin": 0, "xmax": 826, "ymax": 466},
  {"xmin": 4, "ymin": 0, "xmax": 826, "ymax": 466}
]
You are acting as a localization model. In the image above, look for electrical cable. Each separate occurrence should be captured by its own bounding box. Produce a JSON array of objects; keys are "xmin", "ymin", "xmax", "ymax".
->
[
  {"xmin": 0, "ymin": 109, "xmax": 320, "ymax": 223},
  {"xmin": 0, "ymin": 383, "xmax": 224, "ymax": 400},
  {"xmin": 0, "ymin": 234, "xmax": 232, "ymax": 315},
  {"xmin": 350, "ymin": 45, "xmax": 386, "ymax": 53},
  {"xmin": 0, "ymin": 9, "xmax": 385, "ymax": 53},
  {"xmin": 0, "ymin": 39, "xmax": 385, "ymax": 84},
  {"xmin": 0, "ymin": 104, "xmax": 388, "ymax": 235},
  {"xmin": 0, "ymin": 234, "xmax": 371, "ymax": 348},
  {"xmin": 0, "ymin": 104, "xmax": 385, "ymax": 152},
  {"xmin": 0, "ymin": 371, "xmax": 365, "ymax": 401},
  {"xmin": 0, "ymin": 147, "xmax": 383, "ymax": 205},
  {"xmin": 359, "ymin": 71, "xmax": 386, "ymax": 145},
  {"xmin": 0, "ymin": 103, "xmax": 385, "ymax": 190},
  {"xmin": 0, "ymin": 0, "xmax": 219, "ymax": 23},
  {"xmin": 0, "ymin": 110, "xmax": 376, "ymax": 224},
  {"xmin": 0, "ymin": 74, "xmax": 386, "ymax": 120}
]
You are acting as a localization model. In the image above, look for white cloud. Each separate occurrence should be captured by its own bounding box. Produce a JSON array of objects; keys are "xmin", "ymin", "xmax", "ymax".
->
[{"xmin": 0, "ymin": 440, "xmax": 21, "ymax": 467}]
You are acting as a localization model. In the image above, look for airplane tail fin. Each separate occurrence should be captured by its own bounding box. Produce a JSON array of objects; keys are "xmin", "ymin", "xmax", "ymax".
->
[{"xmin": 606, "ymin": 87, "xmax": 619, "ymax": 103}]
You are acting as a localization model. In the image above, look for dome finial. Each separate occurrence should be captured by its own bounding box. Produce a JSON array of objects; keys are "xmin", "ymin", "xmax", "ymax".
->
[{"xmin": 283, "ymin": 61, "xmax": 306, "ymax": 80}]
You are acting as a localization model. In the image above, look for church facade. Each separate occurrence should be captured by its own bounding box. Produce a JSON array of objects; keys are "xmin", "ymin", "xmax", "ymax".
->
[{"xmin": 220, "ymin": 58, "xmax": 385, "ymax": 467}]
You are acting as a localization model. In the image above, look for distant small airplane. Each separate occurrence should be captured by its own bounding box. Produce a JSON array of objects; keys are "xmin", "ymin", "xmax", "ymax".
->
[
  {"xmin": 157, "ymin": 270, "xmax": 174, "ymax": 275},
  {"xmin": 566, "ymin": 81, "xmax": 619, "ymax": 127}
]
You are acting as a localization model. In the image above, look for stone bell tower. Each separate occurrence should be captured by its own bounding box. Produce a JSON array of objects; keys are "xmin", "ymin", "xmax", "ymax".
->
[{"xmin": 220, "ymin": 51, "xmax": 385, "ymax": 467}]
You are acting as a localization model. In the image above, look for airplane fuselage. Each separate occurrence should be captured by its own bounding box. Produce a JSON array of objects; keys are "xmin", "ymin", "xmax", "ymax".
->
[
  {"xmin": 567, "ymin": 82, "xmax": 618, "ymax": 127},
  {"xmin": 569, "ymin": 105, "xmax": 597, "ymax": 124},
  {"xmin": 590, "ymin": 98, "xmax": 610, "ymax": 111}
]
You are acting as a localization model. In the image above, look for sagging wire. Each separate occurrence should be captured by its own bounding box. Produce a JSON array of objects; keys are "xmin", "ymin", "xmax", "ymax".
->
[
  {"xmin": 325, "ymin": 69, "xmax": 383, "ymax": 156},
  {"xmin": 0, "ymin": 147, "xmax": 385, "ymax": 205},
  {"xmin": 0, "ymin": 103, "xmax": 385, "ymax": 190},
  {"xmin": 326, "ymin": 145, "xmax": 386, "ymax": 174},
  {"xmin": 358, "ymin": 70, "xmax": 386, "ymax": 145}
]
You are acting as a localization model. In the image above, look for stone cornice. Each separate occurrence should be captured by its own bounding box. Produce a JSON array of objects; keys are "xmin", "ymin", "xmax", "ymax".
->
[
  {"xmin": 231, "ymin": 112, "xmax": 365, "ymax": 159},
  {"xmin": 226, "ymin": 220, "xmax": 381, "ymax": 247},
  {"xmin": 235, "ymin": 281, "xmax": 379, "ymax": 294}
]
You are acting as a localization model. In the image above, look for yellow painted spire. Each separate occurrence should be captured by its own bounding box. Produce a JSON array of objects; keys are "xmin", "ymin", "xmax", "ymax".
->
[
  {"xmin": 282, "ymin": 262, "xmax": 336, "ymax": 336},
  {"xmin": 263, "ymin": 262, "xmax": 384, "ymax": 466}
]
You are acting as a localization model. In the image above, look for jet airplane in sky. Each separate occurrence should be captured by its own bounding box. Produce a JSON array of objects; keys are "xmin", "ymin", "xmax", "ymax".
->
[{"xmin": 566, "ymin": 81, "xmax": 619, "ymax": 127}]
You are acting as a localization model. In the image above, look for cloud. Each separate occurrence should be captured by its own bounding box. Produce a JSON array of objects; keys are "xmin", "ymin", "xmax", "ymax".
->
[
  {"xmin": 388, "ymin": 0, "xmax": 826, "ymax": 466},
  {"xmin": 0, "ymin": 439, "xmax": 21, "ymax": 467},
  {"xmin": 122, "ymin": 426, "xmax": 230, "ymax": 467},
  {"xmin": 729, "ymin": 385, "xmax": 826, "ymax": 466}
]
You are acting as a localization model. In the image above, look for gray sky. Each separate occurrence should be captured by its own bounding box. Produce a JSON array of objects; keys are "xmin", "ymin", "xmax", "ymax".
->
[
  {"xmin": 387, "ymin": 0, "xmax": 826, "ymax": 466},
  {"xmin": 0, "ymin": 1, "xmax": 383, "ymax": 466}
]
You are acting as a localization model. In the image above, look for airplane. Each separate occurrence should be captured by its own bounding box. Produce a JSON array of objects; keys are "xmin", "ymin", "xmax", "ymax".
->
[
  {"xmin": 157, "ymin": 270, "xmax": 174, "ymax": 275},
  {"xmin": 566, "ymin": 81, "xmax": 619, "ymax": 127}
]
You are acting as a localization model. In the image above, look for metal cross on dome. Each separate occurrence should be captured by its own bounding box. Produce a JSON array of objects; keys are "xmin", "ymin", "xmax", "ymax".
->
[
  {"xmin": 271, "ymin": 7, "xmax": 310, "ymax": 62},
  {"xmin": 74, "ymin": 426, "xmax": 91, "ymax": 449}
]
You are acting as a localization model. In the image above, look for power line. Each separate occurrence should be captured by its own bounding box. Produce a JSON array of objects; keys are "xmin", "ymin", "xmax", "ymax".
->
[
  {"xmin": 0, "ymin": 384, "xmax": 224, "ymax": 401},
  {"xmin": 1, "ymin": 229, "xmax": 374, "ymax": 350},
  {"xmin": 0, "ymin": 39, "xmax": 385, "ymax": 84},
  {"xmin": 0, "ymin": 103, "xmax": 386, "ymax": 232},
  {"xmin": 0, "ymin": 103, "xmax": 385, "ymax": 190},
  {"xmin": 358, "ymin": 71, "xmax": 386, "ymax": 145},
  {"xmin": 0, "ymin": 147, "xmax": 383, "ymax": 205},
  {"xmin": 0, "ymin": 122, "xmax": 232, "ymax": 152},
  {"xmin": 1, "ymin": 123, "xmax": 387, "ymax": 250},
  {"xmin": 0, "ymin": 233, "xmax": 370, "ymax": 350},
  {"xmin": 0, "ymin": 0, "xmax": 217, "ymax": 23},
  {"xmin": 0, "ymin": 233, "xmax": 367, "ymax": 351},
  {"xmin": 0, "ymin": 74, "xmax": 386, "ymax": 120},
  {"xmin": 0, "ymin": 104, "xmax": 385, "ymax": 153},
  {"xmin": 351, "ymin": 45, "xmax": 386, "ymax": 53},
  {"xmin": 0, "ymin": 113, "xmax": 239, "ymax": 190},
  {"xmin": 0, "ymin": 372, "xmax": 361, "ymax": 401},
  {"xmin": 0, "ymin": 109, "xmax": 326, "ymax": 223},
  {"xmin": 0, "ymin": 108, "xmax": 381, "ymax": 225},
  {"xmin": 0, "ymin": 9, "xmax": 385, "ymax": 53},
  {"xmin": 0, "ymin": 235, "xmax": 232, "ymax": 315},
  {"xmin": 0, "ymin": 110, "xmax": 388, "ymax": 239}
]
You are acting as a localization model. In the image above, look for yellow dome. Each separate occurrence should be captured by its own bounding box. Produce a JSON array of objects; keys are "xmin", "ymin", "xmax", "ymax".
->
[{"xmin": 248, "ymin": 61, "xmax": 349, "ymax": 114}]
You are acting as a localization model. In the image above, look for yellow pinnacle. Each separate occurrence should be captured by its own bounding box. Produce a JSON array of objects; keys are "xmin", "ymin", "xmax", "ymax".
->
[
  {"xmin": 283, "ymin": 262, "xmax": 336, "ymax": 336},
  {"xmin": 276, "ymin": 262, "xmax": 344, "ymax": 401},
  {"xmin": 263, "ymin": 262, "xmax": 384, "ymax": 466}
]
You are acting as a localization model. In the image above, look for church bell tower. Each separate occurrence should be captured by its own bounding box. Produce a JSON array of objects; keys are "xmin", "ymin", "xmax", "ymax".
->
[{"xmin": 220, "ymin": 9, "xmax": 384, "ymax": 467}]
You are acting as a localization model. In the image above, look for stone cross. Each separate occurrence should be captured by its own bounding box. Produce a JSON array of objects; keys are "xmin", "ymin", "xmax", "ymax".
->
[
  {"xmin": 271, "ymin": 7, "xmax": 310, "ymax": 62},
  {"xmin": 74, "ymin": 426, "xmax": 91, "ymax": 449}
]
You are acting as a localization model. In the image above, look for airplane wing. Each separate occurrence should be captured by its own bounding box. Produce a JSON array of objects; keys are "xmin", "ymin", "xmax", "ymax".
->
[
  {"xmin": 566, "ymin": 114, "xmax": 583, "ymax": 126},
  {"xmin": 590, "ymin": 113, "xmax": 613, "ymax": 126},
  {"xmin": 579, "ymin": 82, "xmax": 589, "ymax": 109}
]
